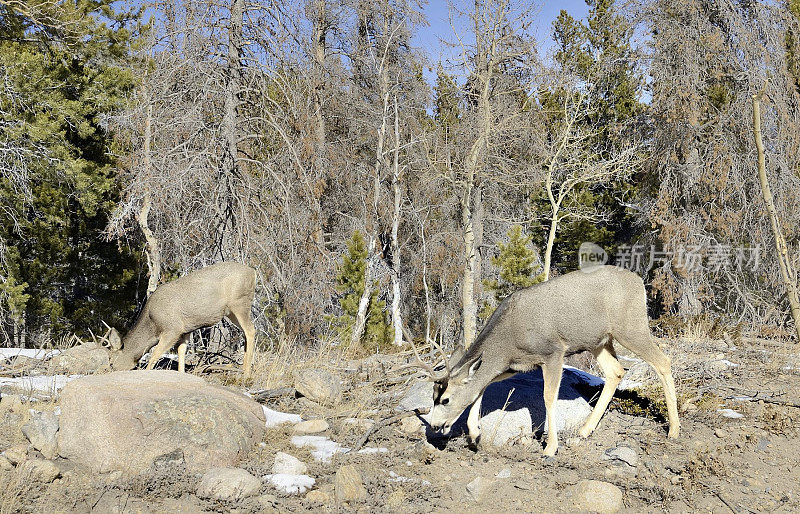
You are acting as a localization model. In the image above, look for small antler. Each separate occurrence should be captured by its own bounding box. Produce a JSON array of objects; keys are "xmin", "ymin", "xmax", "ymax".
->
[{"xmin": 402, "ymin": 325, "xmax": 449, "ymax": 382}]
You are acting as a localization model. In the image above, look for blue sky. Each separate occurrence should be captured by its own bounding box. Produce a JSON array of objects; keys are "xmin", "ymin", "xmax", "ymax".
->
[{"xmin": 413, "ymin": 1, "xmax": 591, "ymax": 72}]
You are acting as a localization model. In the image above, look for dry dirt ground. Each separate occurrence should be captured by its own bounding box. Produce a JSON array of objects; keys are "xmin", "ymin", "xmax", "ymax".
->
[{"xmin": 1, "ymin": 336, "xmax": 798, "ymax": 513}]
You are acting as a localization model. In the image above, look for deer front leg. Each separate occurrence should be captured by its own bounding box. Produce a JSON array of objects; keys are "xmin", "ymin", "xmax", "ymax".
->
[
  {"xmin": 541, "ymin": 355, "xmax": 564, "ymax": 458},
  {"xmin": 176, "ymin": 334, "xmax": 189, "ymax": 373},
  {"xmin": 466, "ymin": 393, "xmax": 484, "ymax": 449},
  {"xmin": 146, "ymin": 333, "xmax": 180, "ymax": 370}
]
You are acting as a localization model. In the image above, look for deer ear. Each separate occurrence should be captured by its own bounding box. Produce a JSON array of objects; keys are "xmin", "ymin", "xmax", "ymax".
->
[
  {"xmin": 468, "ymin": 357, "xmax": 482, "ymax": 377},
  {"xmin": 109, "ymin": 328, "xmax": 122, "ymax": 351}
]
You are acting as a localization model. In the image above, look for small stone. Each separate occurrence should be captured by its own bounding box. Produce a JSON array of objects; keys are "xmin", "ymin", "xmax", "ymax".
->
[
  {"xmin": 21, "ymin": 410, "xmax": 59, "ymax": 460},
  {"xmin": 343, "ymin": 418, "xmax": 374, "ymax": 430},
  {"xmin": 294, "ymin": 369, "xmax": 342, "ymax": 405},
  {"xmin": 305, "ymin": 490, "xmax": 331, "ymax": 504},
  {"xmin": 386, "ymin": 488, "xmax": 407, "ymax": 507},
  {"xmin": 334, "ymin": 464, "xmax": 367, "ymax": 502},
  {"xmin": 17, "ymin": 458, "xmax": 60, "ymax": 483},
  {"xmin": 466, "ymin": 476, "xmax": 495, "ymax": 502},
  {"xmin": 567, "ymin": 480, "xmax": 623, "ymax": 514},
  {"xmin": 196, "ymin": 467, "xmax": 261, "ymax": 501},
  {"xmin": 496, "ymin": 468, "xmax": 511, "ymax": 479},
  {"xmin": 603, "ymin": 446, "xmax": 638, "ymax": 468},
  {"xmin": 293, "ymin": 419, "xmax": 329, "ymax": 434},
  {"xmin": 0, "ymin": 455, "xmax": 13, "ymax": 471},
  {"xmin": 714, "ymin": 428, "xmax": 729, "ymax": 438},
  {"xmin": 0, "ymin": 394, "xmax": 23, "ymax": 414},
  {"xmin": 399, "ymin": 416, "xmax": 423, "ymax": 434},
  {"xmin": 3, "ymin": 444, "xmax": 28, "ymax": 465},
  {"xmin": 272, "ymin": 452, "xmax": 307, "ymax": 475},
  {"xmin": 414, "ymin": 441, "xmax": 437, "ymax": 464}
]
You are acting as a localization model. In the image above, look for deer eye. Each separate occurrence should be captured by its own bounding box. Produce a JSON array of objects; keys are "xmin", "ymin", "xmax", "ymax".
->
[{"xmin": 441, "ymin": 398, "xmax": 450, "ymax": 406}]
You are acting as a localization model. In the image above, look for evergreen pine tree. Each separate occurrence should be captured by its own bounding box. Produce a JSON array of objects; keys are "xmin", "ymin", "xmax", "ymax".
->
[
  {"xmin": 482, "ymin": 226, "xmax": 543, "ymax": 318},
  {"xmin": 330, "ymin": 232, "xmax": 391, "ymax": 352},
  {"xmin": 0, "ymin": 0, "xmax": 144, "ymax": 342}
]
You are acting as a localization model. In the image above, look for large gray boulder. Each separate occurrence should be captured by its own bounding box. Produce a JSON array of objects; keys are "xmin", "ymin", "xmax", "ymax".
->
[{"xmin": 57, "ymin": 370, "xmax": 265, "ymax": 475}]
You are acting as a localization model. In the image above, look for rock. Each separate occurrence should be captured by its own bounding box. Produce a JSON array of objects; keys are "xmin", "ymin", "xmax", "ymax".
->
[
  {"xmin": 496, "ymin": 468, "xmax": 511, "ymax": 479},
  {"xmin": 57, "ymin": 370, "xmax": 266, "ymax": 475},
  {"xmin": 272, "ymin": 452, "xmax": 307, "ymax": 475},
  {"xmin": 466, "ymin": 476, "xmax": 495, "ymax": 502},
  {"xmin": 21, "ymin": 410, "xmax": 59, "ymax": 459},
  {"xmin": 398, "ymin": 381, "xmax": 433, "ymax": 412},
  {"xmin": 256, "ymin": 494, "xmax": 278, "ymax": 509},
  {"xmin": 196, "ymin": 467, "xmax": 261, "ymax": 501},
  {"xmin": 399, "ymin": 415, "xmax": 423, "ymax": 434},
  {"xmin": 48, "ymin": 341, "xmax": 110, "ymax": 374},
  {"xmin": 3, "ymin": 444, "xmax": 28, "ymax": 465},
  {"xmin": 714, "ymin": 428, "xmax": 729, "ymax": 438},
  {"xmin": 305, "ymin": 490, "xmax": 331, "ymax": 504},
  {"xmin": 334, "ymin": 465, "xmax": 367, "ymax": 502},
  {"xmin": 18, "ymin": 458, "xmax": 60, "ymax": 483},
  {"xmin": 386, "ymin": 488, "xmax": 407, "ymax": 507},
  {"xmin": 479, "ymin": 408, "xmax": 532, "ymax": 447},
  {"xmin": 0, "ymin": 394, "xmax": 23, "ymax": 414},
  {"xmin": 567, "ymin": 480, "xmax": 623, "ymax": 514},
  {"xmin": 293, "ymin": 419, "xmax": 329, "ymax": 434},
  {"xmin": 473, "ymin": 368, "xmax": 595, "ymax": 445},
  {"xmin": 0, "ymin": 455, "xmax": 13, "ymax": 471},
  {"xmin": 603, "ymin": 446, "xmax": 638, "ymax": 468},
  {"xmin": 153, "ymin": 449, "xmax": 186, "ymax": 470},
  {"xmin": 294, "ymin": 369, "xmax": 342, "ymax": 405},
  {"xmin": 413, "ymin": 441, "xmax": 437, "ymax": 464}
]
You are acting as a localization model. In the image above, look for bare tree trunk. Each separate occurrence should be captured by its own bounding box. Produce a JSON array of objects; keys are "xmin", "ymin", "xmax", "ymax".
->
[
  {"xmin": 351, "ymin": 78, "xmax": 391, "ymax": 349},
  {"xmin": 752, "ymin": 94, "xmax": 800, "ymax": 344},
  {"xmin": 461, "ymin": 179, "xmax": 478, "ymax": 348},
  {"xmin": 310, "ymin": 0, "xmax": 327, "ymax": 246},
  {"xmin": 543, "ymin": 209, "xmax": 558, "ymax": 282},
  {"xmin": 390, "ymin": 96, "xmax": 403, "ymax": 346},
  {"xmin": 138, "ymin": 98, "xmax": 161, "ymax": 295},
  {"xmin": 218, "ymin": 0, "xmax": 243, "ymax": 257}
]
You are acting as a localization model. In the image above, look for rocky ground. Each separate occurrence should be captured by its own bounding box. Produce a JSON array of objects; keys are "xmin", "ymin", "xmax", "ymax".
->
[{"xmin": 0, "ymin": 335, "xmax": 798, "ymax": 513}]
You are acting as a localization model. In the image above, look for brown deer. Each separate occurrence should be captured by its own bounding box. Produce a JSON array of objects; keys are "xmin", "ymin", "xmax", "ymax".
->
[
  {"xmin": 416, "ymin": 265, "xmax": 680, "ymax": 457},
  {"xmin": 107, "ymin": 262, "xmax": 257, "ymax": 378}
]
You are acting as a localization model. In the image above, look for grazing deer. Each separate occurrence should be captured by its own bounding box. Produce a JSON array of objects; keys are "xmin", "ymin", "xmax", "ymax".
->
[
  {"xmin": 416, "ymin": 265, "xmax": 680, "ymax": 457},
  {"xmin": 106, "ymin": 262, "xmax": 257, "ymax": 379}
]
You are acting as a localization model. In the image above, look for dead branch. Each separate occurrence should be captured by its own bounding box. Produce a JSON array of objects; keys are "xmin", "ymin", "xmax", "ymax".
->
[{"xmin": 352, "ymin": 407, "xmax": 430, "ymax": 452}]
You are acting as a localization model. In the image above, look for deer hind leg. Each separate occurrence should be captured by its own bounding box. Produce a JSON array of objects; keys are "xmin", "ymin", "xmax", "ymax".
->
[
  {"xmin": 614, "ymin": 327, "xmax": 680, "ymax": 439},
  {"xmin": 176, "ymin": 333, "xmax": 189, "ymax": 373},
  {"xmin": 146, "ymin": 332, "xmax": 181, "ymax": 370},
  {"xmin": 541, "ymin": 354, "xmax": 564, "ymax": 457},
  {"xmin": 228, "ymin": 304, "xmax": 256, "ymax": 380},
  {"xmin": 579, "ymin": 338, "xmax": 625, "ymax": 438}
]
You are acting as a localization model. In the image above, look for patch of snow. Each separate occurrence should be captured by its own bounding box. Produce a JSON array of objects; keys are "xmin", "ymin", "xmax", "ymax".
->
[
  {"xmin": 0, "ymin": 348, "xmax": 60, "ymax": 360},
  {"xmin": 564, "ymin": 366, "xmax": 605, "ymax": 387},
  {"xmin": 357, "ymin": 447, "xmax": 388, "ymax": 454},
  {"xmin": 0, "ymin": 374, "xmax": 80, "ymax": 396},
  {"xmin": 263, "ymin": 473, "xmax": 315, "ymax": 494},
  {"xmin": 719, "ymin": 359, "xmax": 738, "ymax": 368},
  {"xmin": 717, "ymin": 408, "xmax": 744, "ymax": 419},
  {"xmin": 291, "ymin": 435, "xmax": 349, "ymax": 463},
  {"xmin": 262, "ymin": 406, "xmax": 302, "ymax": 428}
]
